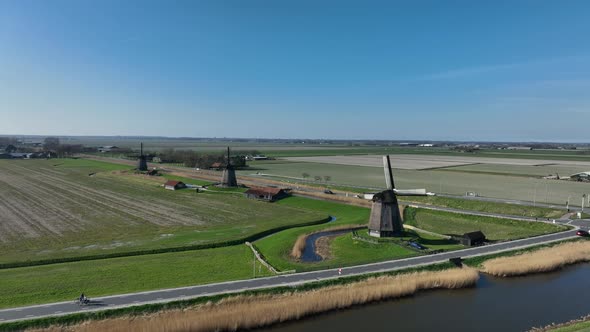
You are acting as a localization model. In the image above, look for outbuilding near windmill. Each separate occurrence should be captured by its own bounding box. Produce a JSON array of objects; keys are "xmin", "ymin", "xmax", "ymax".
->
[
  {"xmin": 244, "ymin": 187, "xmax": 289, "ymax": 202},
  {"xmin": 164, "ymin": 180, "xmax": 186, "ymax": 191}
]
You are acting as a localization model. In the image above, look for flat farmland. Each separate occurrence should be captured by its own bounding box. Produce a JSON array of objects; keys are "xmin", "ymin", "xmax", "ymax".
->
[
  {"xmin": 0, "ymin": 159, "xmax": 325, "ymax": 263},
  {"xmin": 285, "ymin": 154, "xmax": 590, "ymax": 170},
  {"xmin": 239, "ymin": 160, "xmax": 590, "ymax": 206},
  {"xmin": 439, "ymin": 163, "xmax": 589, "ymax": 177}
]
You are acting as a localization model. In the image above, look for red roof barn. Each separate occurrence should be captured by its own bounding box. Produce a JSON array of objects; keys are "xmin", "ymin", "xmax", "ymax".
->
[
  {"xmin": 164, "ymin": 180, "xmax": 187, "ymax": 191},
  {"xmin": 244, "ymin": 187, "xmax": 289, "ymax": 202}
]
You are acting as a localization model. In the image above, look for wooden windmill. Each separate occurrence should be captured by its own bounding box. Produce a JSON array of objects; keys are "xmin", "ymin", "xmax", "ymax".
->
[
  {"xmin": 137, "ymin": 142, "xmax": 148, "ymax": 172},
  {"xmin": 220, "ymin": 147, "xmax": 238, "ymax": 187},
  {"xmin": 368, "ymin": 155, "xmax": 403, "ymax": 237}
]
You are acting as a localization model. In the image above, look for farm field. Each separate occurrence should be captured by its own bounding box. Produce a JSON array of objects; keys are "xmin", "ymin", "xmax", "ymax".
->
[
  {"xmin": 403, "ymin": 207, "xmax": 567, "ymax": 241},
  {"xmin": 285, "ymin": 154, "xmax": 590, "ymax": 170},
  {"xmin": 0, "ymin": 244, "xmax": 270, "ymax": 309},
  {"xmin": 438, "ymin": 163, "xmax": 589, "ymax": 178},
  {"xmin": 0, "ymin": 159, "xmax": 325, "ymax": 263},
  {"xmin": 239, "ymin": 160, "xmax": 590, "ymax": 206}
]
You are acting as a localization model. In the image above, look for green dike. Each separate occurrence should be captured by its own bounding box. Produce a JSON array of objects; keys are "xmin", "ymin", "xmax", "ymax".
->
[
  {"xmin": 0, "ymin": 262, "xmax": 456, "ymax": 332},
  {"xmin": 403, "ymin": 207, "xmax": 567, "ymax": 241},
  {"xmin": 0, "ymin": 245, "xmax": 272, "ymax": 309},
  {"xmin": 400, "ymin": 196, "xmax": 564, "ymax": 219}
]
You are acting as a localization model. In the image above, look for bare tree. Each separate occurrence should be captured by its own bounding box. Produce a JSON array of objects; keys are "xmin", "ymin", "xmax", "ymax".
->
[
  {"xmin": 302, "ymin": 173, "xmax": 310, "ymax": 179},
  {"xmin": 314, "ymin": 175, "xmax": 322, "ymax": 182},
  {"xmin": 323, "ymin": 175, "xmax": 331, "ymax": 182}
]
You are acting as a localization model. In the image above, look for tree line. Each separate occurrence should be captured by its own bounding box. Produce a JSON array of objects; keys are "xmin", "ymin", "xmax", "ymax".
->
[{"xmin": 151, "ymin": 148, "xmax": 256, "ymax": 169}]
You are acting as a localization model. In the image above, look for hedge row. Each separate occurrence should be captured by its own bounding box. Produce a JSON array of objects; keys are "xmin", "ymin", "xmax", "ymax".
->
[{"xmin": 0, "ymin": 216, "xmax": 332, "ymax": 270}]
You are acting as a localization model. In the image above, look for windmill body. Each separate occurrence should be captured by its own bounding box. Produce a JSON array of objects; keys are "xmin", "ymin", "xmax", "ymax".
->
[
  {"xmin": 137, "ymin": 142, "xmax": 148, "ymax": 172},
  {"xmin": 368, "ymin": 155, "xmax": 403, "ymax": 237},
  {"xmin": 220, "ymin": 147, "xmax": 238, "ymax": 187}
]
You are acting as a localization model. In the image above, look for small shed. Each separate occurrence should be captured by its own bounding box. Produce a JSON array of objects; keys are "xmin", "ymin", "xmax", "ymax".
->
[
  {"xmin": 460, "ymin": 231, "xmax": 486, "ymax": 246},
  {"xmin": 210, "ymin": 162, "xmax": 223, "ymax": 170},
  {"xmin": 164, "ymin": 180, "xmax": 186, "ymax": 191},
  {"xmin": 244, "ymin": 187, "xmax": 289, "ymax": 202}
]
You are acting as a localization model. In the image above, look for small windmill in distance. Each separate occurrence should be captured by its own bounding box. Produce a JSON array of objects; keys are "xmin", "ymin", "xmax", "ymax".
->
[
  {"xmin": 368, "ymin": 155, "xmax": 403, "ymax": 237},
  {"xmin": 220, "ymin": 147, "xmax": 238, "ymax": 187},
  {"xmin": 137, "ymin": 142, "xmax": 148, "ymax": 172}
]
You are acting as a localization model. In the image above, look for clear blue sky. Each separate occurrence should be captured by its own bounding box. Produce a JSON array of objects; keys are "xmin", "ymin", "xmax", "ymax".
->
[{"xmin": 1, "ymin": 0, "xmax": 589, "ymax": 141}]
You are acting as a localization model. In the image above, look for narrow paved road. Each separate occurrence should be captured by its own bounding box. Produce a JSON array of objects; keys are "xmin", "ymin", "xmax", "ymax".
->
[{"xmin": 0, "ymin": 229, "xmax": 580, "ymax": 323}]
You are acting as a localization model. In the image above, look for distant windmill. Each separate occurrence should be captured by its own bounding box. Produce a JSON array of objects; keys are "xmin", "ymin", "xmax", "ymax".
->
[
  {"xmin": 220, "ymin": 147, "xmax": 238, "ymax": 187},
  {"xmin": 368, "ymin": 155, "xmax": 403, "ymax": 237},
  {"xmin": 137, "ymin": 142, "xmax": 148, "ymax": 172}
]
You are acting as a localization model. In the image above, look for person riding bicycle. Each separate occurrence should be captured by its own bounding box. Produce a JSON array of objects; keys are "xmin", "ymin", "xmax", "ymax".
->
[{"xmin": 79, "ymin": 293, "xmax": 86, "ymax": 304}]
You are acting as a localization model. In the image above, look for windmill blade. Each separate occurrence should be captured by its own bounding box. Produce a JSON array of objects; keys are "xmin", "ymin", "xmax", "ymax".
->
[{"xmin": 383, "ymin": 155, "xmax": 395, "ymax": 190}]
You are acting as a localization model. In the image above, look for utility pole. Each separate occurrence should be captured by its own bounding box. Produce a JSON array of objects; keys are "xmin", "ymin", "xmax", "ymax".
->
[
  {"xmin": 567, "ymin": 196, "xmax": 570, "ymax": 212},
  {"xmin": 533, "ymin": 182, "xmax": 538, "ymax": 207},
  {"xmin": 253, "ymin": 252, "xmax": 256, "ymax": 278},
  {"xmin": 583, "ymin": 194, "xmax": 586, "ymax": 213}
]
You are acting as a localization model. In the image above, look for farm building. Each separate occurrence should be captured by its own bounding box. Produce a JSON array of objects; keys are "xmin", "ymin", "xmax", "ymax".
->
[
  {"xmin": 459, "ymin": 231, "xmax": 486, "ymax": 246},
  {"xmin": 164, "ymin": 180, "xmax": 186, "ymax": 191},
  {"xmin": 244, "ymin": 187, "xmax": 289, "ymax": 202},
  {"xmin": 210, "ymin": 162, "xmax": 223, "ymax": 170}
]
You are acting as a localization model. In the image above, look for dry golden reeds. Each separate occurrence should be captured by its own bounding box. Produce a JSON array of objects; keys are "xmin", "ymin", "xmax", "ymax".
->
[
  {"xmin": 481, "ymin": 240, "xmax": 590, "ymax": 277},
  {"xmin": 33, "ymin": 268, "xmax": 479, "ymax": 332}
]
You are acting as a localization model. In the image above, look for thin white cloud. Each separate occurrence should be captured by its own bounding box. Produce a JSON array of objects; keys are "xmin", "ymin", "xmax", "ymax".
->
[{"xmin": 413, "ymin": 54, "xmax": 590, "ymax": 81}]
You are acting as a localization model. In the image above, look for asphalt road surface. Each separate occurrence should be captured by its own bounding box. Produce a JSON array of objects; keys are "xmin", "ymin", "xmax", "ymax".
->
[{"xmin": 0, "ymin": 229, "xmax": 580, "ymax": 323}]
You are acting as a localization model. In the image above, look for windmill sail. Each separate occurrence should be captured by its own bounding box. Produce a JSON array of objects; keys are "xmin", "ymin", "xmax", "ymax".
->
[{"xmin": 383, "ymin": 155, "xmax": 395, "ymax": 190}]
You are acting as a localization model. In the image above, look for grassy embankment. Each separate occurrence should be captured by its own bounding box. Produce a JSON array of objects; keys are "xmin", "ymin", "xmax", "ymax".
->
[
  {"xmin": 531, "ymin": 317, "xmax": 590, "ymax": 332},
  {"xmin": 0, "ymin": 159, "xmax": 325, "ymax": 263},
  {"xmin": 403, "ymin": 207, "xmax": 567, "ymax": 241},
  {"xmin": 16, "ymin": 267, "xmax": 479, "ymax": 332},
  {"xmin": 0, "ymin": 245, "xmax": 274, "ymax": 309}
]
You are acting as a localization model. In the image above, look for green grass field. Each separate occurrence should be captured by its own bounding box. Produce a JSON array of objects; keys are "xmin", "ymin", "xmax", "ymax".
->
[
  {"xmin": 0, "ymin": 244, "xmax": 271, "ymax": 309},
  {"xmin": 0, "ymin": 159, "xmax": 325, "ymax": 263},
  {"xmin": 404, "ymin": 207, "xmax": 567, "ymax": 241},
  {"xmin": 400, "ymin": 196, "xmax": 564, "ymax": 219}
]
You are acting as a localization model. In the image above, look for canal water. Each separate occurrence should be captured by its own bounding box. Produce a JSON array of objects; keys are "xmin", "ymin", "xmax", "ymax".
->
[{"xmin": 257, "ymin": 264, "xmax": 590, "ymax": 332}]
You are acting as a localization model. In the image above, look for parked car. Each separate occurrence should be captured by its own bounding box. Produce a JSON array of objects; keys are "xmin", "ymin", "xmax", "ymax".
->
[{"xmin": 576, "ymin": 230, "xmax": 589, "ymax": 237}]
